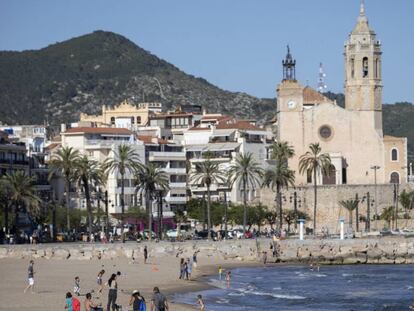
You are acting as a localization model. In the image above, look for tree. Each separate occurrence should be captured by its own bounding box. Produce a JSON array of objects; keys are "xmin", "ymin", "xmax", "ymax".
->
[
  {"xmin": 380, "ymin": 206, "xmax": 394, "ymax": 229},
  {"xmin": 283, "ymin": 209, "xmax": 309, "ymax": 233},
  {"xmin": 339, "ymin": 199, "xmax": 359, "ymax": 231},
  {"xmin": 73, "ymin": 155, "xmax": 103, "ymax": 234},
  {"xmin": 2, "ymin": 171, "xmax": 41, "ymax": 229},
  {"xmin": 0, "ymin": 178, "xmax": 10, "ymax": 233},
  {"xmin": 262, "ymin": 163, "xmax": 295, "ymax": 231},
  {"xmin": 263, "ymin": 141, "xmax": 295, "ymax": 232},
  {"xmin": 228, "ymin": 153, "xmax": 264, "ymax": 235},
  {"xmin": 299, "ymin": 143, "xmax": 331, "ymax": 235},
  {"xmin": 190, "ymin": 157, "xmax": 226, "ymax": 240},
  {"xmin": 134, "ymin": 163, "xmax": 169, "ymax": 241},
  {"xmin": 399, "ymin": 190, "xmax": 414, "ymax": 227},
  {"xmin": 103, "ymin": 144, "xmax": 141, "ymax": 215},
  {"xmin": 49, "ymin": 146, "xmax": 80, "ymax": 231}
]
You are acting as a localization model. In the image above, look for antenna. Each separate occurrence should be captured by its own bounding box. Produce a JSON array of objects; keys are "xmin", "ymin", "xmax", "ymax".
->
[{"xmin": 317, "ymin": 62, "xmax": 327, "ymax": 93}]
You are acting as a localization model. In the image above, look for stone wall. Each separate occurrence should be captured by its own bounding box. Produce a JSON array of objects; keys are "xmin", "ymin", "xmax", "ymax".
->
[
  {"xmin": 2, "ymin": 237, "xmax": 414, "ymax": 266},
  {"xmin": 260, "ymin": 183, "xmax": 414, "ymax": 233}
]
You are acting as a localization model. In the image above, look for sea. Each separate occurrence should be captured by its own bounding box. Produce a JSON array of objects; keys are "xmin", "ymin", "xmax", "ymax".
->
[{"xmin": 173, "ymin": 265, "xmax": 414, "ymax": 310}]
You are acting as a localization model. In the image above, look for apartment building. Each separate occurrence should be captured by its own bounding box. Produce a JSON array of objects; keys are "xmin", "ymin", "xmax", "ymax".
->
[
  {"xmin": 184, "ymin": 116, "xmax": 271, "ymax": 204},
  {"xmin": 61, "ymin": 127, "xmax": 145, "ymax": 213},
  {"xmin": 0, "ymin": 131, "xmax": 29, "ymax": 176}
]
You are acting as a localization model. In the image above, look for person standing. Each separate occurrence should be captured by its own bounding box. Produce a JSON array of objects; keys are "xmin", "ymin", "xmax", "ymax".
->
[
  {"xmin": 218, "ymin": 266, "xmax": 223, "ymax": 281},
  {"xmin": 144, "ymin": 246, "xmax": 148, "ymax": 264},
  {"xmin": 186, "ymin": 258, "xmax": 192, "ymax": 280},
  {"xmin": 178, "ymin": 258, "xmax": 185, "ymax": 279},
  {"xmin": 105, "ymin": 273, "xmax": 118, "ymax": 311},
  {"xmin": 74, "ymin": 276, "xmax": 81, "ymax": 296},
  {"xmin": 150, "ymin": 287, "xmax": 168, "ymax": 311},
  {"xmin": 97, "ymin": 270, "xmax": 105, "ymax": 294},
  {"xmin": 225, "ymin": 271, "xmax": 231, "ymax": 288},
  {"xmin": 24, "ymin": 260, "xmax": 35, "ymax": 294},
  {"xmin": 129, "ymin": 290, "xmax": 146, "ymax": 311},
  {"xmin": 192, "ymin": 251, "xmax": 198, "ymax": 268}
]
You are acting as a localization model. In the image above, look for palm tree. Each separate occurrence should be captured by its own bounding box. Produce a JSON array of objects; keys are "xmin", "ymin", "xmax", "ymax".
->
[
  {"xmin": 270, "ymin": 141, "xmax": 295, "ymax": 164},
  {"xmin": 49, "ymin": 146, "xmax": 80, "ymax": 231},
  {"xmin": 103, "ymin": 144, "xmax": 141, "ymax": 215},
  {"xmin": 228, "ymin": 153, "xmax": 264, "ymax": 235},
  {"xmin": 264, "ymin": 141, "xmax": 295, "ymax": 232},
  {"xmin": 380, "ymin": 206, "xmax": 394, "ymax": 229},
  {"xmin": 73, "ymin": 155, "xmax": 102, "ymax": 234},
  {"xmin": 299, "ymin": 143, "xmax": 331, "ymax": 235},
  {"xmin": 190, "ymin": 157, "xmax": 226, "ymax": 240},
  {"xmin": 339, "ymin": 199, "xmax": 359, "ymax": 231},
  {"xmin": 399, "ymin": 190, "xmax": 414, "ymax": 227},
  {"xmin": 2, "ymin": 171, "xmax": 41, "ymax": 228},
  {"xmin": 0, "ymin": 178, "xmax": 11, "ymax": 234},
  {"xmin": 262, "ymin": 162, "xmax": 295, "ymax": 230},
  {"xmin": 134, "ymin": 163, "xmax": 169, "ymax": 241}
]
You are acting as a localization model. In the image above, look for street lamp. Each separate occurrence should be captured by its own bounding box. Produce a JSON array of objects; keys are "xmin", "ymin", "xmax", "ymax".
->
[{"xmin": 370, "ymin": 165, "xmax": 380, "ymax": 230}]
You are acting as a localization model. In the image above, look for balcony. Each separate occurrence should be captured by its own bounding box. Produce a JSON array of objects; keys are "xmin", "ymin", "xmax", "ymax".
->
[
  {"xmin": 149, "ymin": 151, "xmax": 186, "ymax": 161},
  {"xmin": 169, "ymin": 182, "xmax": 187, "ymax": 189},
  {"xmin": 164, "ymin": 167, "xmax": 186, "ymax": 175},
  {"xmin": 85, "ymin": 139, "xmax": 124, "ymax": 149},
  {"xmin": 165, "ymin": 196, "xmax": 187, "ymax": 203}
]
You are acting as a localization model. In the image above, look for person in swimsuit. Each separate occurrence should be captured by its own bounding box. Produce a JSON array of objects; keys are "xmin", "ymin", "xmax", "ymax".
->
[
  {"xmin": 84, "ymin": 292, "xmax": 103, "ymax": 311},
  {"xmin": 24, "ymin": 260, "xmax": 35, "ymax": 294},
  {"xmin": 196, "ymin": 294, "xmax": 205, "ymax": 310},
  {"xmin": 97, "ymin": 270, "xmax": 105, "ymax": 294}
]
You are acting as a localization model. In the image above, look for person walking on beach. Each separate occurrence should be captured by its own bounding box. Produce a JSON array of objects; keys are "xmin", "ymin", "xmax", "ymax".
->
[
  {"xmin": 144, "ymin": 246, "xmax": 148, "ymax": 264},
  {"xmin": 179, "ymin": 258, "xmax": 185, "ymax": 279},
  {"xmin": 105, "ymin": 273, "xmax": 118, "ymax": 311},
  {"xmin": 263, "ymin": 251, "xmax": 268, "ymax": 265},
  {"xmin": 218, "ymin": 266, "xmax": 223, "ymax": 281},
  {"xmin": 186, "ymin": 258, "xmax": 192, "ymax": 280},
  {"xmin": 129, "ymin": 290, "xmax": 146, "ymax": 311},
  {"xmin": 150, "ymin": 287, "xmax": 169, "ymax": 311},
  {"xmin": 84, "ymin": 292, "xmax": 103, "ymax": 311},
  {"xmin": 196, "ymin": 294, "xmax": 205, "ymax": 310},
  {"xmin": 225, "ymin": 271, "xmax": 231, "ymax": 288},
  {"xmin": 74, "ymin": 276, "xmax": 81, "ymax": 296},
  {"xmin": 97, "ymin": 270, "xmax": 105, "ymax": 294},
  {"xmin": 192, "ymin": 251, "xmax": 198, "ymax": 268},
  {"xmin": 24, "ymin": 260, "xmax": 35, "ymax": 294}
]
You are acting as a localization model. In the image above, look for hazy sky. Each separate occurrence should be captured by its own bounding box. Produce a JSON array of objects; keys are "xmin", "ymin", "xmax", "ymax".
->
[{"xmin": 1, "ymin": 0, "xmax": 413, "ymax": 103}]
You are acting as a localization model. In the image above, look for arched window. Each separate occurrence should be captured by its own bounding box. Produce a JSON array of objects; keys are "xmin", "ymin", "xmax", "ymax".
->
[
  {"xmin": 350, "ymin": 58, "xmax": 355, "ymax": 78},
  {"xmin": 131, "ymin": 117, "xmax": 135, "ymax": 124},
  {"xmin": 375, "ymin": 58, "xmax": 379, "ymax": 79},
  {"xmin": 391, "ymin": 148, "xmax": 398, "ymax": 161},
  {"xmin": 110, "ymin": 117, "xmax": 115, "ymax": 125},
  {"xmin": 390, "ymin": 172, "xmax": 400, "ymax": 184},
  {"xmin": 362, "ymin": 57, "xmax": 369, "ymax": 78},
  {"xmin": 136, "ymin": 116, "xmax": 141, "ymax": 124}
]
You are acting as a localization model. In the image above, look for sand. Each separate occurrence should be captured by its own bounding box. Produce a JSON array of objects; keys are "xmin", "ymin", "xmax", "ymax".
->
[{"xmin": 0, "ymin": 248, "xmax": 250, "ymax": 311}]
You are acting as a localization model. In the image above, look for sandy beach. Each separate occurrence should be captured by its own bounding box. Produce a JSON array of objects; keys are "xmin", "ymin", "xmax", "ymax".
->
[{"xmin": 0, "ymin": 246, "xmax": 252, "ymax": 311}]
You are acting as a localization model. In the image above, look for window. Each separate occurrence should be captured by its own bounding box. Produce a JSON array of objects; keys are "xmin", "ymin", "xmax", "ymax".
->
[
  {"xmin": 390, "ymin": 172, "xmax": 400, "ymax": 184},
  {"xmin": 350, "ymin": 58, "xmax": 355, "ymax": 78},
  {"xmin": 137, "ymin": 116, "xmax": 141, "ymax": 124},
  {"xmin": 319, "ymin": 125, "xmax": 333, "ymax": 140},
  {"xmin": 306, "ymin": 170, "xmax": 312, "ymax": 184},
  {"xmin": 375, "ymin": 58, "xmax": 379, "ymax": 79},
  {"xmin": 391, "ymin": 148, "xmax": 398, "ymax": 161},
  {"xmin": 362, "ymin": 57, "xmax": 369, "ymax": 78},
  {"xmin": 110, "ymin": 117, "xmax": 115, "ymax": 125},
  {"xmin": 131, "ymin": 117, "xmax": 135, "ymax": 124}
]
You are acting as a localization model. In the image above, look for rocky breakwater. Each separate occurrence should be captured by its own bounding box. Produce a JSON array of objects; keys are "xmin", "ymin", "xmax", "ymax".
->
[
  {"xmin": 0, "ymin": 239, "xmax": 259, "ymax": 261},
  {"xmin": 275, "ymin": 237, "xmax": 414, "ymax": 264}
]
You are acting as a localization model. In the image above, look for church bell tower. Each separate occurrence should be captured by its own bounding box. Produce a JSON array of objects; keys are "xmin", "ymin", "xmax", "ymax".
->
[{"xmin": 344, "ymin": 2, "xmax": 383, "ymax": 133}]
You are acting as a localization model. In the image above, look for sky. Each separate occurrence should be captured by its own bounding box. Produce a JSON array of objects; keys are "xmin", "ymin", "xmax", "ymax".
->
[{"xmin": 0, "ymin": 0, "xmax": 413, "ymax": 103}]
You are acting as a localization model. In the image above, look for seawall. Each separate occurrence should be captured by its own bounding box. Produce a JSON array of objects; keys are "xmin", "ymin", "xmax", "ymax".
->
[{"xmin": 1, "ymin": 237, "xmax": 414, "ymax": 265}]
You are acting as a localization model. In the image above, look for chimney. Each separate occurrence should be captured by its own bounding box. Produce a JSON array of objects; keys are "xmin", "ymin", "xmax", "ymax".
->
[{"xmin": 60, "ymin": 124, "xmax": 67, "ymax": 133}]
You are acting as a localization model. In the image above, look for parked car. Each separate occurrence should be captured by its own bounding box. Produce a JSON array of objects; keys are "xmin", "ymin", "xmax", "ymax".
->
[
  {"xmin": 230, "ymin": 229, "xmax": 244, "ymax": 239},
  {"xmin": 195, "ymin": 230, "xmax": 217, "ymax": 240},
  {"xmin": 166, "ymin": 229, "xmax": 191, "ymax": 240},
  {"xmin": 140, "ymin": 230, "xmax": 156, "ymax": 240}
]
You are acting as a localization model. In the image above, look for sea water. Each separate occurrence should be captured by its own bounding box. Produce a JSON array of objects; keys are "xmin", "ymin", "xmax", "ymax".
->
[{"xmin": 174, "ymin": 265, "xmax": 414, "ymax": 310}]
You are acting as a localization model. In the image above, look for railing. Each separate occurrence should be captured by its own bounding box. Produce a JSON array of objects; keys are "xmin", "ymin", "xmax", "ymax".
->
[
  {"xmin": 164, "ymin": 167, "xmax": 186, "ymax": 174},
  {"xmin": 149, "ymin": 152, "xmax": 186, "ymax": 160},
  {"xmin": 85, "ymin": 140, "xmax": 126, "ymax": 148},
  {"xmin": 169, "ymin": 182, "xmax": 187, "ymax": 188},
  {"xmin": 165, "ymin": 196, "xmax": 187, "ymax": 203}
]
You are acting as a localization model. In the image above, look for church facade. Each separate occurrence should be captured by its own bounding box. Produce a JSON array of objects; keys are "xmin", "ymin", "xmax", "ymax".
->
[{"xmin": 277, "ymin": 3, "xmax": 407, "ymax": 186}]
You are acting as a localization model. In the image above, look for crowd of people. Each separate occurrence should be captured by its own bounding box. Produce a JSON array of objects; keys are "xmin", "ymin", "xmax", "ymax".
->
[{"xmin": 22, "ymin": 247, "xmax": 208, "ymax": 311}]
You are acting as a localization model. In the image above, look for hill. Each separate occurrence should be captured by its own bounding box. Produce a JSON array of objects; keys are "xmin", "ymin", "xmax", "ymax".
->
[
  {"xmin": 0, "ymin": 30, "xmax": 412, "ymax": 162},
  {"xmin": 0, "ymin": 30, "xmax": 274, "ymax": 125}
]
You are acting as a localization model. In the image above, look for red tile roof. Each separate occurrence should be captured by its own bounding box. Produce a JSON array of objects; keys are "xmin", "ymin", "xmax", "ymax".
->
[
  {"xmin": 303, "ymin": 87, "xmax": 332, "ymax": 104},
  {"xmin": 137, "ymin": 135, "xmax": 169, "ymax": 145},
  {"xmin": 216, "ymin": 120, "xmax": 265, "ymax": 131},
  {"xmin": 64, "ymin": 127, "xmax": 132, "ymax": 135}
]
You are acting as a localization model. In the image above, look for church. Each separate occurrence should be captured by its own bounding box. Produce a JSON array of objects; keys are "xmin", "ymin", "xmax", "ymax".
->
[{"xmin": 277, "ymin": 3, "xmax": 407, "ymax": 186}]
